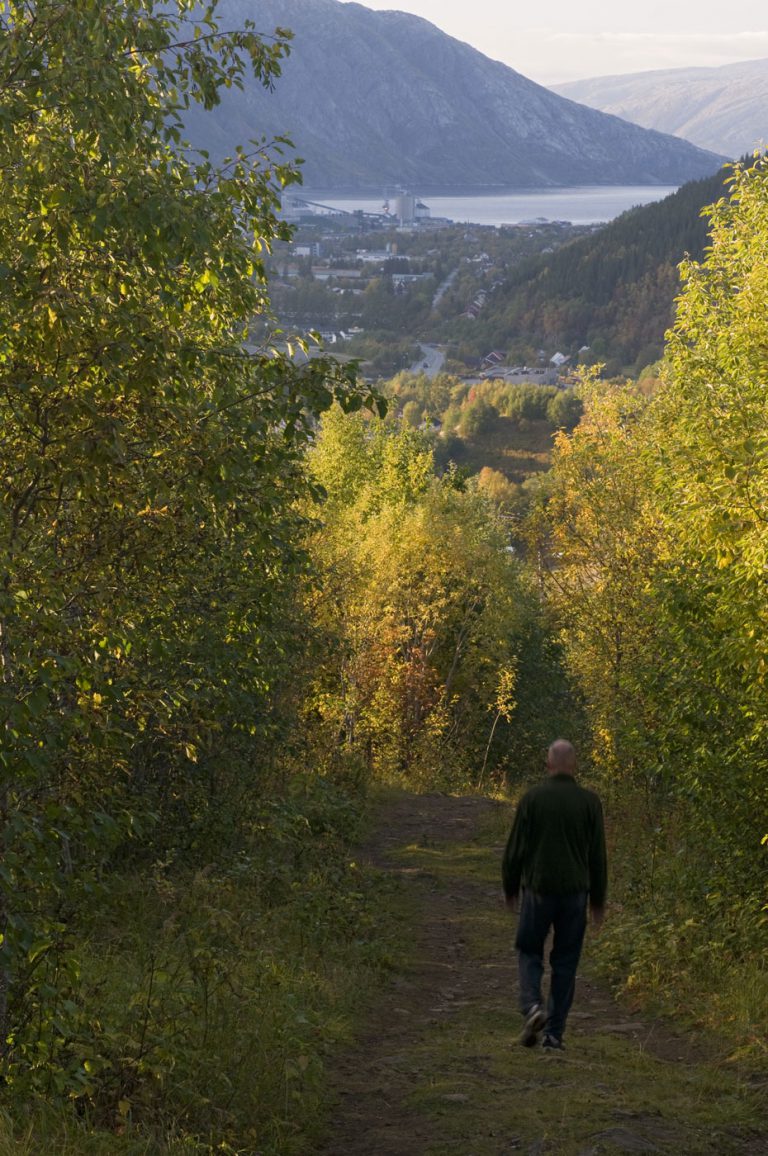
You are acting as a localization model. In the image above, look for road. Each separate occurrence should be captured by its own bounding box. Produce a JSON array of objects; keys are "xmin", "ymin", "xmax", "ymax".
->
[
  {"xmin": 410, "ymin": 342, "xmax": 446, "ymax": 378},
  {"xmin": 432, "ymin": 266, "xmax": 459, "ymax": 308}
]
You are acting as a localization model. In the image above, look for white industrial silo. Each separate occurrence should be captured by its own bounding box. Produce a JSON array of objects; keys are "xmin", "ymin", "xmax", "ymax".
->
[{"xmin": 392, "ymin": 193, "xmax": 416, "ymax": 225}]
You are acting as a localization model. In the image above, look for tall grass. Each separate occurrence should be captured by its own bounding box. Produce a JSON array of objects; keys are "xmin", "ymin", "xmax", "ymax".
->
[
  {"xmin": 592, "ymin": 791, "xmax": 768, "ymax": 1064},
  {"xmin": 0, "ymin": 772, "xmax": 400, "ymax": 1154}
]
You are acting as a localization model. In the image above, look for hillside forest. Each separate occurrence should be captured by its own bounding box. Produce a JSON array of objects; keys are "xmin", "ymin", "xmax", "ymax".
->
[{"xmin": 0, "ymin": 2, "xmax": 765, "ymax": 1152}]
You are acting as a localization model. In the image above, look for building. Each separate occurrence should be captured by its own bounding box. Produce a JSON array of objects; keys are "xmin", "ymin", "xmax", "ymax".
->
[
  {"xmin": 477, "ymin": 365, "xmax": 559, "ymax": 386},
  {"xmin": 389, "ymin": 192, "xmax": 431, "ymax": 226}
]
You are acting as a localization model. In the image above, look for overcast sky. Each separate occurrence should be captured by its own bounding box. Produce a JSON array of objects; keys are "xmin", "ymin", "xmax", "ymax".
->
[{"xmin": 351, "ymin": 0, "xmax": 768, "ymax": 84}]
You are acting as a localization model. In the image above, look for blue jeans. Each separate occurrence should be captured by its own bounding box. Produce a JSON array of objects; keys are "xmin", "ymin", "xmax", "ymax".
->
[{"xmin": 515, "ymin": 889, "xmax": 588, "ymax": 1040}]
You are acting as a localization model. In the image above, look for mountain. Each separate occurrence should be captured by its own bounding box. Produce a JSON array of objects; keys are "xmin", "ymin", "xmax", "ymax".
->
[
  {"xmin": 181, "ymin": 0, "xmax": 724, "ymax": 191},
  {"xmin": 445, "ymin": 166, "xmax": 734, "ymax": 375},
  {"xmin": 552, "ymin": 59, "xmax": 768, "ymax": 159}
]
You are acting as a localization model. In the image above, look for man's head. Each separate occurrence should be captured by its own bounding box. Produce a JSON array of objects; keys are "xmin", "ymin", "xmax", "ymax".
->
[{"xmin": 547, "ymin": 739, "xmax": 577, "ymax": 776}]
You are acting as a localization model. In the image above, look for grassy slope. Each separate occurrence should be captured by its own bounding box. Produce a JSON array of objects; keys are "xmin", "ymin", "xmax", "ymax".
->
[
  {"xmin": 0, "ymin": 779, "xmax": 402, "ymax": 1155},
  {"xmin": 315, "ymin": 789, "xmax": 766, "ymax": 1155},
  {"xmin": 448, "ymin": 416, "xmax": 554, "ymax": 481},
  {"xmin": 4, "ymin": 784, "xmax": 763, "ymax": 1154}
]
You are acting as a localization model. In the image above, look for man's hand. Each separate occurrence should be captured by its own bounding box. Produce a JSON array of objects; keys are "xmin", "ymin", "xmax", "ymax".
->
[
  {"xmin": 590, "ymin": 904, "xmax": 605, "ymax": 931},
  {"xmin": 504, "ymin": 892, "xmax": 518, "ymax": 913}
]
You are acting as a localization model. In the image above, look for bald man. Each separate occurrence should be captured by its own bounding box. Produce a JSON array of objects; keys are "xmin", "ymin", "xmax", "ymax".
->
[{"xmin": 502, "ymin": 739, "xmax": 607, "ymax": 1051}]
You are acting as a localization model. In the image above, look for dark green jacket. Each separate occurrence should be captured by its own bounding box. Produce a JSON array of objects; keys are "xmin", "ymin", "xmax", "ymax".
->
[{"xmin": 502, "ymin": 773, "xmax": 607, "ymax": 906}]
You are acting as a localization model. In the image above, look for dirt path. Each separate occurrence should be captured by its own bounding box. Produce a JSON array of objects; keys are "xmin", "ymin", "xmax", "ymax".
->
[{"xmin": 316, "ymin": 791, "xmax": 765, "ymax": 1156}]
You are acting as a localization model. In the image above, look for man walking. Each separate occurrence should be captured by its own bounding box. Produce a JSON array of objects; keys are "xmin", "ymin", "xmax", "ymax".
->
[{"xmin": 502, "ymin": 739, "xmax": 607, "ymax": 1051}]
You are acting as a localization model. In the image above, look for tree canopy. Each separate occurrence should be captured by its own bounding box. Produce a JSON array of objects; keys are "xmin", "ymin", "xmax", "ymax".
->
[
  {"xmin": 0, "ymin": 0, "xmax": 377, "ymax": 1093},
  {"xmin": 539, "ymin": 160, "xmax": 768, "ymax": 1009}
]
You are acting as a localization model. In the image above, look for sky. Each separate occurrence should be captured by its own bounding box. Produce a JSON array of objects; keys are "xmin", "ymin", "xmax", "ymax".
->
[{"xmin": 351, "ymin": 0, "xmax": 768, "ymax": 84}]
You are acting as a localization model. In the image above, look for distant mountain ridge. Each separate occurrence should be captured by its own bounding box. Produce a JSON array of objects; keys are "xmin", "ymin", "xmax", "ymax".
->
[
  {"xmin": 552, "ymin": 59, "xmax": 768, "ymax": 159},
  {"xmin": 181, "ymin": 0, "xmax": 724, "ymax": 191}
]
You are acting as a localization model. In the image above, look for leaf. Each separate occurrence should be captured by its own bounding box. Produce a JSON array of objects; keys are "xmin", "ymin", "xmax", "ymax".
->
[{"xmin": 27, "ymin": 940, "xmax": 53, "ymax": 964}]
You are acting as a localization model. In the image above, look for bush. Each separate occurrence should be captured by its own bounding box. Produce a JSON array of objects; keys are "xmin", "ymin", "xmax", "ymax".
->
[
  {"xmin": 546, "ymin": 389, "xmax": 583, "ymax": 429},
  {"xmin": 3, "ymin": 768, "xmax": 398, "ymax": 1154},
  {"xmin": 458, "ymin": 398, "xmax": 498, "ymax": 438}
]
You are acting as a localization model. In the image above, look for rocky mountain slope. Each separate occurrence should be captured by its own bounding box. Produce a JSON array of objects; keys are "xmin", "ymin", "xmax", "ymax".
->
[
  {"xmin": 181, "ymin": 0, "xmax": 724, "ymax": 190},
  {"xmin": 553, "ymin": 59, "xmax": 768, "ymax": 159}
]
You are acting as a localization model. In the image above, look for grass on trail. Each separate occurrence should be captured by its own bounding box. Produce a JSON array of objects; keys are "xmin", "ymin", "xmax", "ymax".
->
[{"xmin": 317, "ymin": 789, "xmax": 766, "ymax": 1155}]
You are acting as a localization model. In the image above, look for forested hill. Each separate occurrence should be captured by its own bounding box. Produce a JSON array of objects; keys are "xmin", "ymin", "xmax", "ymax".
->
[
  {"xmin": 463, "ymin": 165, "xmax": 735, "ymax": 374},
  {"xmin": 181, "ymin": 0, "xmax": 724, "ymax": 190}
]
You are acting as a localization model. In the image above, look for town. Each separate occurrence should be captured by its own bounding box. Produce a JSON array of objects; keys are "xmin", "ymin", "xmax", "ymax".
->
[{"xmin": 266, "ymin": 190, "xmax": 601, "ymax": 382}]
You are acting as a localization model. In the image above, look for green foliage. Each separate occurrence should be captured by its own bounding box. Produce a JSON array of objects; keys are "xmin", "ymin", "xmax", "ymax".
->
[
  {"xmin": 458, "ymin": 167, "xmax": 736, "ymax": 372},
  {"xmin": 539, "ymin": 162, "xmax": 768, "ymax": 1036},
  {"xmin": 387, "ymin": 371, "xmax": 466, "ymax": 418},
  {"xmin": 465, "ymin": 381, "xmax": 583, "ymax": 431},
  {"xmin": 649, "ymin": 159, "xmax": 768, "ymax": 892},
  {"xmin": 307, "ymin": 410, "xmax": 577, "ymax": 788},
  {"xmin": 474, "ymin": 467, "xmax": 519, "ymax": 509},
  {"xmin": 401, "ymin": 399, "xmax": 423, "ymax": 428},
  {"xmin": 457, "ymin": 397, "xmax": 498, "ymax": 438},
  {"xmin": 546, "ymin": 388, "xmax": 583, "ymax": 429},
  {"xmin": 310, "ymin": 409, "xmax": 434, "ymax": 518},
  {"xmin": 0, "ymin": 770, "xmax": 398, "ymax": 1153},
  {"xmin": 345, "ymin": 333, "xmax": 421, "ymax": 378},
  {"xmin": 0, "ymin": 0, "xmax": 377, "ymax": 1104},
  {"xmin": 490, "ymin": 383, "xmax": 558, "ymax": 421},
  {"xmin": 95, "ymin": 772, "xmax": 386, "ymax": 1155},
  {"xmin": 6, "ymin": 0, "xmax": 762, "ymax": 1136}
]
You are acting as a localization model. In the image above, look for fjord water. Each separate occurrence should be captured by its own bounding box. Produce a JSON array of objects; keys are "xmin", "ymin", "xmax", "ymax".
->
[{"xmin": 313, "ymin": 186, "xmax": 679, "ymax": 226}]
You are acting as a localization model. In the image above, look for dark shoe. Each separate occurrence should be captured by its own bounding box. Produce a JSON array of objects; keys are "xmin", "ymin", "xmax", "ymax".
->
[
  {"xmin": 519, "ymin": 1004, "xmax": 546, "ymax": 1048},
  {"xmin": 542, "ymin": 1033, "xmax": 565, "ymax": 1052}
]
